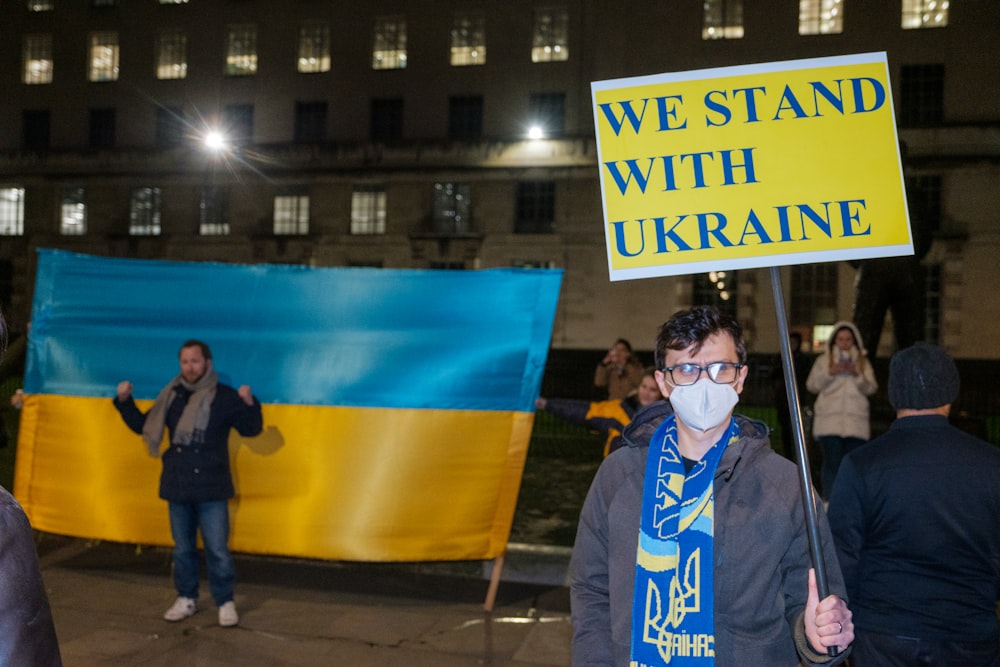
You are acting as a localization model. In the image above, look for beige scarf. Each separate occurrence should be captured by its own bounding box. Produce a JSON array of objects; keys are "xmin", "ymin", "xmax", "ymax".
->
[{"xmin": 141, "ymin": 365, "xmax": 218, "ymax": 457}]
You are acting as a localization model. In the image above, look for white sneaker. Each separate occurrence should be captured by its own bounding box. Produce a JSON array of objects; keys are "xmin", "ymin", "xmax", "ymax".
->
[
  {"xmin": 163, "ymin": 596, "xmax": 197, "ymax": 622},
  {"xmin": 218, "ymin": 601, "xmax": 239, "ymax": 627}
]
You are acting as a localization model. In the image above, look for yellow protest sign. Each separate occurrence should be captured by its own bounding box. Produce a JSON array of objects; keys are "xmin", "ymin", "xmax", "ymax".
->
[{"xmin": 592, "ymin": 52, "xmax": 911, "ymax": 281}]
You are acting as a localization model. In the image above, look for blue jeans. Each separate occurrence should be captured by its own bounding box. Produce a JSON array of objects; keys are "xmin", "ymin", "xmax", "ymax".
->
[
  {"xmin": 168, "ymin": 501, "xmax": 235, "ymax": 606},
  {"xmin": 818, "ymin": 435, "xmax": 865, "ymax": 497}
]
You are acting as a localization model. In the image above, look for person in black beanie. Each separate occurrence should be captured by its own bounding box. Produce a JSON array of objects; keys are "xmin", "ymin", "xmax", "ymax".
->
[{"xmin": 827, "ymin": 342, "xmax": 1000, "ymax": 666}]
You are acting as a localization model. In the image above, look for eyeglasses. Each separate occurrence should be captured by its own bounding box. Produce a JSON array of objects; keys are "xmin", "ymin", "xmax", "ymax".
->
[{"xmin": 662, "ymin": 362, "xmax": 743, "ymax": 386}]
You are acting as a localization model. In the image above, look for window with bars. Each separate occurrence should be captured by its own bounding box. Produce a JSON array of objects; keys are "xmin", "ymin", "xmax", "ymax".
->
[
  {"xmin": 451, "ymin": 12, "xmax": 486, "ymax": 66},
  {"xmin": 351, "ymin": 187, "xmax": 387, "ymax": 235},
  {"xmin": 703, "ymin": 0, "xmax": 744, "ymax": 39},
  {"xmin": 529, "ymin": 92, "xmax": 566, "ymax": 138},
  {"xmin": 0, "ymin": 188, "xmax": 25, "ymax": 236},
  {"xmin": 515, "ymin": 181, "xmax": 555, "ymax": 234},
  {"xmin": 298, "ymin": 22, "xmax": 331, "ymax": 73},
  {"xmin": 372, "ymin": 16, "xmax": 407, "ymax": 70},
  {"xmin": 531, "ymin": 7, "xmax": 569, "ymax": 62},
  {"xmin": 222, "ymin": 104, "xmax": 254, "ymax": 144},
  {"xmin": 156, "ymin": 107, "xmax": 186, "ymax": 147},
  {"xmin": 23, "ymin": 33, "xmax": 53, "ymax": 84},
  {"xmin": 200, "ymin": 186, "xmax": 229, "ymax": 236},
  {"xmin": 156, "ymin": 29, "xmax": 187, "ymax": 80},
  {"xmin": 448, "ymin": 95, "xmax": 483, "ymax": 140},
  {"xmin": 693, "ymin": 271, "xmax": 739, "ymax": 317},
  {"xmin": 88, "ymin": 31, "xmax": 119, "ymax": 82},
  {"xmin": 923, "ymin": 263, "xmax": 942, "ymax": 344},
  {"xmin": 273, "ymin": 193, "xmax": 310, "ymax": 235},
  {"xmin": 89, "ymin": 108, "xmax": 116, "ymax": 149},
  {"xmin": 23, "ymin": 110, "xmax": 50, "ymax": 151},
  {"xmin": 60, "ymin": 187, "xmax": 87, "ymax": 236},
  {"xmin": 432, "ymin": 183, "xmax": 471, "ymax": 234},
  {"xmin": 370, "ymin": 98, "xmax": 403, "ymax": 143},
  {"xmin": 790, "ymin": 263, "xmax": 838, "ymax": 328},
  {"xmin": 225, "ymin": 24, "xmax": 257, "ymax": 76},
  {"xmin": 798, "ymin": 0, "xmax": 844, "ymax": 35},
  {"xmin": 900, "ymin": 64, "xmax": 944, "ymax": 126},
  {"xmin": 294, "ymin": 102, "xmax": 328, "ymax": 143},
  {"xmin": 902, "ymin": 0, "xmax": 949, "ymax": 29},
  {"xmin": 129, "ymin": 187, "xmax": 161, "ymax": 236}
]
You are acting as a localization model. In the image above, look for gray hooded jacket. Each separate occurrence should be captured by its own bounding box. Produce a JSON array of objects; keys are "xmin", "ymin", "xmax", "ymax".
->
[{"xmin": 569, "ymin": 401, "xmax": 850, "ymax": 666}]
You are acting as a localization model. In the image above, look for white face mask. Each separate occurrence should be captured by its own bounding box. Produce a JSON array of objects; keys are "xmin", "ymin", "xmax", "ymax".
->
[{"xmin": 668, "ymin": 379, "xmax": 739, "ymax": 432}]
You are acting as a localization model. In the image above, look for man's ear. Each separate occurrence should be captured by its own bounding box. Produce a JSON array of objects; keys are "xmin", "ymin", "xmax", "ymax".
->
[
  {"xmin": 733, "ymin": 363, "xmax": 749, "ymax": 395},
  {"xmin": 654, "ymin": 369, "xmax": 672, "ymax": 398}
]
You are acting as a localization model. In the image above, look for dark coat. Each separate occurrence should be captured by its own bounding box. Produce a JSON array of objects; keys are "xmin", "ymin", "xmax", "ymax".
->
[
  {"xmin": 0, "ymin": 485, "xmax": 62, "ymax": 666},
  {"xmin": 114, "ymin": 383, "xmax": 263, "ymax": 503}
]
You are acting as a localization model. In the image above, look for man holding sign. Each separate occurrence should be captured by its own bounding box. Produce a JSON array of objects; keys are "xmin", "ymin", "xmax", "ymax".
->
[{"xmin": 570, "ymin": 306, "xmax": 853, "ymax": 666}]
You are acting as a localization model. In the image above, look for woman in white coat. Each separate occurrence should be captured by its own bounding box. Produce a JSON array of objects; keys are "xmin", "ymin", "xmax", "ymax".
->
[{"xmin": 806, "ymin": 321, "xmax": 878, "ymax": 497}]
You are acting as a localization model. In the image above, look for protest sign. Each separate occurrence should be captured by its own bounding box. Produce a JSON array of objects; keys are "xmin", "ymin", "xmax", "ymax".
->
[{"xmin": 592, "ymin": 52, "xmax": 911, "ymax": 280}]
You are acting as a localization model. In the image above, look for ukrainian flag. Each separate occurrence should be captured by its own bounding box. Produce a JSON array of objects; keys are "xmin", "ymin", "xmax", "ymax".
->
[{"xmin": 14, "ymin": 249, "xmax": 562, "ymax": 562}]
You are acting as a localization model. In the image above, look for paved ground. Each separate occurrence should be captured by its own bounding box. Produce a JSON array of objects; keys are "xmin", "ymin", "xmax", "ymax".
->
[{"xmin": 36, "ymin": 534, "xmax": 573, "ymax": 666}]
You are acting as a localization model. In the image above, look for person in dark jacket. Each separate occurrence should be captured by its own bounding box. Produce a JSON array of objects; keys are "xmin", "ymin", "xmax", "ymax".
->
[
  {"xmin": 536, "ymin": 367, "xmax": 664, "ymax": 456},
  {"xmin": 570, "ymin": 306, "xmax": 853, "ymax": 666},
  {"xmin": 0, "ymin": 309, "xmax": 62, "ymax": 666},
  {"xmin": 828, "ymin": 343, "xmax": 1000, "ymax": 666},
  {"xmin": 114, "ymin": 339, "xmax": 263, "ymax": 628}
]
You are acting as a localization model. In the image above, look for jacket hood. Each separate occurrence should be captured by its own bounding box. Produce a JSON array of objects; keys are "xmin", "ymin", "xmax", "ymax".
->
[{"xmin": 826, "ymin": 320, "xmax": 867, "ymax": 357}]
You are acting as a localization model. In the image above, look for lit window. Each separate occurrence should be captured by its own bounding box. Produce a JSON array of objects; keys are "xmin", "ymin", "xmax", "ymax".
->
[
  {"xmin": 159, "ymin": 0, "xmax": 189, "ymax": 4},
  {"xmin": 798, "ymin": 0, "xmax": 844, "ymax": 35},
  {"xmin": 88, "ymin": 31, "xmax": 119, "ymax": 82},
  {"xmin": 432, "ymin": 183, "xmax": 471, "ymax": 234},
  {"xmin": 60, "ymin": 187, "xmax": 87, "ymax": 236},
  {"xmin": 28, "ymin": 1, "xmax": 55, "ymax": 10},
  {"xmin": 372, "ymin": 16, "xmax": 407, "ymax": 70},
  {"xmin": 902, "ymin": 0, "xmax": 949, "ymax": 29},
  {"xmin": 298, "ymin": 22, "xmax": 331, "ymax": 73},
  {"xmin": 0, "ymin": 188, "xmax": 25, "ymax": 236},
  {"xmin": 156, "ymin": 29, "xmax": 187, "ymax": 79},
  {"xmin": 451, "ymin": 12, "xmax": 486, "ymax": 66},
  {"xmin": 225, "ymin": 24, "xmax": 257, "ymax": 76},
  {"xmin": 531, "ymin": 8, "xmax": 569, "ymax": 62},
  {"xmin": 23, "ymin": 34, "xmax": 53, "ymax": 84},
  {"xmin": 129, "ymin": 187, "xmax": 161, "ymax": 236},
  {"xmin": 351, "ymin": 187, "xmax": 386, "ymax": 235},
  {"xmin": 273, "ymin": 193, "xmax": 309, "ymax": 235},
  {"xmin": 200, "ymin": 187, "xmax": 229, "ymax": 236},
  {"xmin": 693, "ymin": 271, "xmax": 739, "ymax": 317},
  {"xmin": 703, "ymin": 0, "xmax": 744, "ymax": 40}
]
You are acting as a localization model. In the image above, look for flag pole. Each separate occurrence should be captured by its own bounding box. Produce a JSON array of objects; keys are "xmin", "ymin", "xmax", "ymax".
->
[{"xmin": 768, "ymin": 266, "xmax": 838, "ymax": 657}]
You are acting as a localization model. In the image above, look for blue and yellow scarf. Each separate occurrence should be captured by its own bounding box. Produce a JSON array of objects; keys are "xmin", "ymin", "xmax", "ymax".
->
[{"xmin": 630, "ymin": 415, "xmax": 737, "ymax": 666}]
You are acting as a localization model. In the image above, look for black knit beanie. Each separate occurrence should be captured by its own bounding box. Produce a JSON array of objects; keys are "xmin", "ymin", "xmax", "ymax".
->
[{"xmin": 888, "ymin": 343, "xmax": 960, "ymax": 410}]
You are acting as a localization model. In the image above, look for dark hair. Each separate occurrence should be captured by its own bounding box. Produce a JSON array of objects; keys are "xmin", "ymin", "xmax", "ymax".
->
[
  {"xmin": 179, "ymin": 339, "xmax": 213, "ymax": 360},
  {"xmin": 613, "ymin": 338, "xmax": 633, "ymax": 353},
  {"xmin": 654, "ymin": 306, "xmax": 747, "ymax": 368}
]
